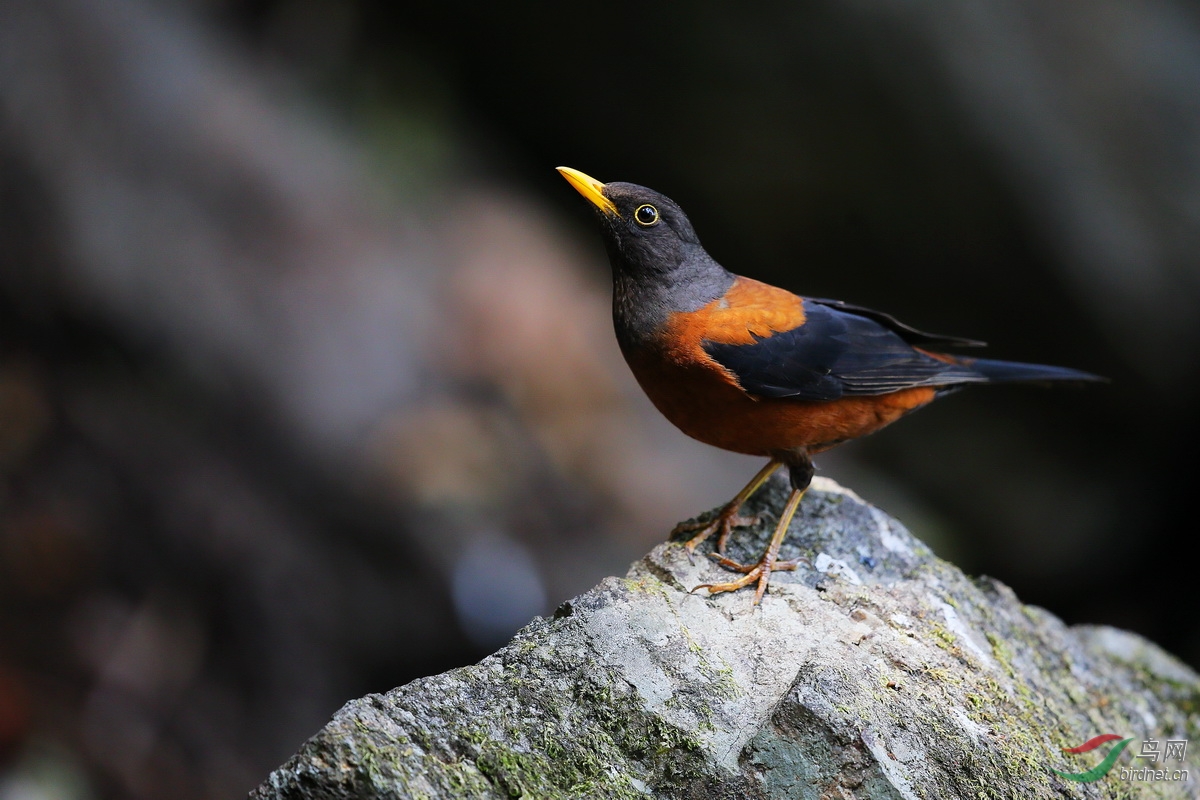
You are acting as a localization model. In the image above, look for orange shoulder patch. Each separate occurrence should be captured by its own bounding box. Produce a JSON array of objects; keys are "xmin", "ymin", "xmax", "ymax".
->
[{"xmin": 669, "ymin": 276, "xmax": 806, "ymax": 348}]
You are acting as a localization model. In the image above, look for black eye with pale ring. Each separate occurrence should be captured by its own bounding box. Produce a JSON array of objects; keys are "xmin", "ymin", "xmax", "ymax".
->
[{"xmin": 634, "ymin": 204, "xmax": 660, "ymax": 226}]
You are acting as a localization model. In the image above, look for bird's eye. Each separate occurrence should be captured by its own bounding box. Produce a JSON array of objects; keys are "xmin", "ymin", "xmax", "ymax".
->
[{"xmin": 634, "ymin": 204, "xmax": 659, "ymax": 227}]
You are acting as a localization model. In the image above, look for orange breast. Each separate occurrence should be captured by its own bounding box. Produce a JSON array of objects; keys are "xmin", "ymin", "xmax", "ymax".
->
[{"xmin": 622, "ymin": 277, "xmax": 937, "ymax": 456}]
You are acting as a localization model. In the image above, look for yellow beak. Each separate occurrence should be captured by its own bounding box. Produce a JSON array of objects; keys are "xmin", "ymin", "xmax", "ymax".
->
[{"xmin": 557, "ymin": 167, "xmax": 619, "ymax": 217}]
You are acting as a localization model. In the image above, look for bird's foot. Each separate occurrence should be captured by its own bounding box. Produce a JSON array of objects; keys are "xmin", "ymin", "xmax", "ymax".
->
[
  {"xmin": 672, "ymin": 506, "xmax": 761, "ymax": 564},
  {"xmin": 693, "ymin": 552, "xmax": 809, "ymax": 606}
]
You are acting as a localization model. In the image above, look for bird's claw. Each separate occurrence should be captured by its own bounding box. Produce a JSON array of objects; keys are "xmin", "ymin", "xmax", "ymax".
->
[
  {"xmin": 707, "ymin": 551, "xmax": 807, "ymax": 573},
  {"xmin": 693, "ymin": 553, "xmax": 809, "ymax": 605},
  {"xmin": 673, "ymin": 509, "xmax": 761, "ymax": 563}
]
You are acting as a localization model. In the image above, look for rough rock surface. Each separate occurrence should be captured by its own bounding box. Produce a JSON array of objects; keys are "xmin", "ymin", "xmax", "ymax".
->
[{"xmin": 252, "ymin": 476, "xmax": 1200, "ymax": 799}]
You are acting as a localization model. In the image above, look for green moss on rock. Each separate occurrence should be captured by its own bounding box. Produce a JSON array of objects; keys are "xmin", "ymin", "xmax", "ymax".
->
[{"xmin": 253, "ymin": 478, "xmax": 1200, "ymax": 800}]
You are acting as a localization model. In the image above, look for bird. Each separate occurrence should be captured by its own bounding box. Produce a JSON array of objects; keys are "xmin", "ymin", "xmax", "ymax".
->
[{"xmin": 557, "ymin": 166, "xmax": 1102, "ymax": 605}]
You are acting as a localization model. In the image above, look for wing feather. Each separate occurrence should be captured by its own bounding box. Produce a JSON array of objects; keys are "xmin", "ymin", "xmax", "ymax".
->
[{"xmin": 703, "ymin": 299, "xmax": 985, "ymax": 400}]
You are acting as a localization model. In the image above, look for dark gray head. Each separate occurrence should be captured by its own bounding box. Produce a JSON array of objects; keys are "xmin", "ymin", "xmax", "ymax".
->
[
  {"xmin": 558, "ymin": 167, "xmax": 734, "ymax": 343},
  {"xmin": 589, "ymin": 181, "xmax": 701, "ymax": 273}
]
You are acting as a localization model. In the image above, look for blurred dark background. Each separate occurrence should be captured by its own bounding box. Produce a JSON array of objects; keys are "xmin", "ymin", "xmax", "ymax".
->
[{"xmin": 2, "ymin": 0, "xmax": 1198, "ymax": 797}]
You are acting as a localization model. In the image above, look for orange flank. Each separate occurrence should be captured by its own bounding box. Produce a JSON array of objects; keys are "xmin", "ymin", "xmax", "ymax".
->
[
  {"xmin": 622, "ymin": 275, "xmax": 936, "ymax": 456},
  {"xmin": 626, "ymin": 338, "xmax": 936, "ymax": 456}
]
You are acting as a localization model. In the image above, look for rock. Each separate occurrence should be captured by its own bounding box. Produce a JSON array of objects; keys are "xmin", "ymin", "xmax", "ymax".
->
[{"xmin": 251, "ymin": 476, "xmax": 1200, "ymax": 799}]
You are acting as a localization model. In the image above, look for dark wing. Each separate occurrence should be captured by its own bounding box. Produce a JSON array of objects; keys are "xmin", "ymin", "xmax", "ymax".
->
[
  {"xmin": 805, "ymin": 298, "xmax": 987, "ymax": 349},
  {"xmin": 702, "ymin": 299, "xmax": 987, "ymax": 401}
]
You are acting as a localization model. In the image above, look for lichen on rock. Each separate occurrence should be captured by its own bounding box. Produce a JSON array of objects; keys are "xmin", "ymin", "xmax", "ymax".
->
[{"xmin": 252, "ymin": 476, "xmax": 1200, "ymax": 799}]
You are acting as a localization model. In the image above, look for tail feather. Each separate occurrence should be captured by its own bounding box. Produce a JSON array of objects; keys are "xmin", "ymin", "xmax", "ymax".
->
[{"xmin": 962, "ymin": 356, "xmax": 1105, "ymax": 385}]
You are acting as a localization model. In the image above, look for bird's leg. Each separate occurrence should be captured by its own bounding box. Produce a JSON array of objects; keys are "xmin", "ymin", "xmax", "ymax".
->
[
  {"xmin": 672, "ymin": 459, "xmax": 781, "ymax": 560},
  {"xmin": 694, "ymin": 488, "xmax": 805, "ymax": 604},
  {"xmin": 694, "ymin": 452, "xmax": 812, "ymax": 605}
]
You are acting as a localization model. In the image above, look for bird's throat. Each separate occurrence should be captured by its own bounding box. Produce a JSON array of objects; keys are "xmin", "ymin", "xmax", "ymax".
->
[{"xmin": 611, "ymin": 263, "xmax": 734, "ymax": 352}]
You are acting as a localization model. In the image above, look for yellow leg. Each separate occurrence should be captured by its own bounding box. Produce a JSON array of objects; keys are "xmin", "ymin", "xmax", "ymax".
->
[
  {"xmin": 671, "ymin": 459, "xmax": 781, "ymax": 558},
  {"xmin": 694, "ymin": 486, "xmax": 807, "ymax": 605}
]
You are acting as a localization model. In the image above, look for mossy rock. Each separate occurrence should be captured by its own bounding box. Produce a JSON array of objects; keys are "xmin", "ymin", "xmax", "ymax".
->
[{"xmin": 253, "ymin": 477, "xmax": 1200, "ymax": 799}]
